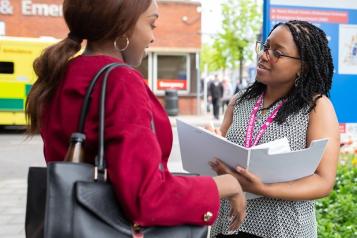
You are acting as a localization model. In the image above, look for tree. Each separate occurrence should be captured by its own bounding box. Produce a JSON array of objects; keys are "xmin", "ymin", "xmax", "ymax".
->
[
  {"xmin": 200, "ymin": 43, "xmax": 223, "ymax": 73},
  {"xmin": 212, "ymin": 0, "xmax": 262, "ymax": 81}
]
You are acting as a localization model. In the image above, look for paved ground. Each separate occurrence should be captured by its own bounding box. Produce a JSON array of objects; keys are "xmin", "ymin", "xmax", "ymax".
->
[
  {"xmin": 0, "ymin": 114, "xmax": 221, "ymax": 237},
  {"xmin": 0, "ymin": 133, "xmax": 43, "ymax": 238}
]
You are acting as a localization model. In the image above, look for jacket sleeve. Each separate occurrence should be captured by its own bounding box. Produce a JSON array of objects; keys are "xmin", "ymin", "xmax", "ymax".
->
[{"xmin": 104, "ymin": 68, "xmax": 220, "ymax": 227}]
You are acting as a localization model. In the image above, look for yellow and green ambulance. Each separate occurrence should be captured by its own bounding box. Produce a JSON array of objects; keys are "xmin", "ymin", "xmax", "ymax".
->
[{"xmin": 0, "ymin": 36, "xmax": 58, "ymax": 126}]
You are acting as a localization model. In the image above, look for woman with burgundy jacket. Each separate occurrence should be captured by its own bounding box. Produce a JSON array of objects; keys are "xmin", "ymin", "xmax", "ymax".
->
[{"xmin": 26, "ymin": 0, "xmax": 246, "ymax": 230}]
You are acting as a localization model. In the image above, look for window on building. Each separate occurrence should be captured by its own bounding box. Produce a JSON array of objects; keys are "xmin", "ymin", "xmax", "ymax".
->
[
  {"xmin": 156, "ymin": 55, "xmax": 189, "ymax": 92},
  {"xmin": 0, "ymin": 62, "xmax": 14, "ymax": 74}
]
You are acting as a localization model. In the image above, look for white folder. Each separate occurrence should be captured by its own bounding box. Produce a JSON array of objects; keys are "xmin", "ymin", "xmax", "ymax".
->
[{"xmin": 176, "ymin": 119, "xmax": 328, "ymax": 199}]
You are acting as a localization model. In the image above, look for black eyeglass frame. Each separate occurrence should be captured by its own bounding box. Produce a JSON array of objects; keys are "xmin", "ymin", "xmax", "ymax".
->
[{"xmin": 256, "ymin": 41, "xmax": 301, "ymax": 63}]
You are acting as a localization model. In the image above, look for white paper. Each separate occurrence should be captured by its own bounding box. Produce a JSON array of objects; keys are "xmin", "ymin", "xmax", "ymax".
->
[
  {"xmin": 252, "ymin": 137, "xmax": 291, "ymax": 154},
  {"xmin": 176, "ymin": 119, "xmax": 328, "ymax": 200}
]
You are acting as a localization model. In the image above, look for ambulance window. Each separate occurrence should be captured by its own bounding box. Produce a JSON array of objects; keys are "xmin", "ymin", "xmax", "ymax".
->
[{"xmin": 0, "ymin": 62, "xmax": 14, "ymax": 74}]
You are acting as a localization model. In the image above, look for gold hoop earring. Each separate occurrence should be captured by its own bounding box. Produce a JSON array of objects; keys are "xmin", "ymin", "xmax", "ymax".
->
[{"xmin": 114, "ymin": 37, "xmax": 130, "ymax": 52}]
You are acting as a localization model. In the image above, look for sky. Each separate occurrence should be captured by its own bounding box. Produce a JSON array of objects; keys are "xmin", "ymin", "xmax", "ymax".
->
[{"xmin": 198, "ymin": 0, "xmax": 223, "ymax": 43}]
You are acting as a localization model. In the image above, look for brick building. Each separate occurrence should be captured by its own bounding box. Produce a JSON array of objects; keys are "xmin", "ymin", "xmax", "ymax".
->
[{"xmin": 0, "ymin": 0, "xmax": 202, "ymax": 114}]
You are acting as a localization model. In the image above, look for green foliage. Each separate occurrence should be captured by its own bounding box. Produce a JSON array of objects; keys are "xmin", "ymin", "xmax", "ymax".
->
[
  {"xmin": 211, "ymin": 0, "xmax": 262, "ymax": 70},
  {"xmin": 316, "ymin": 158, "xmax": 357, "ymax": 238},
  {"xmin": 200, "ymin": 43, "xmax": 227, "ymax": 73}
]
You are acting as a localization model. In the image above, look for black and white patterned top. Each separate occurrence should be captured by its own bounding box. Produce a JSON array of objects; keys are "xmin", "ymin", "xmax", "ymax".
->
[{"xmin": 210, "ymin": 92, "xmax": 317, "ymax": 238}]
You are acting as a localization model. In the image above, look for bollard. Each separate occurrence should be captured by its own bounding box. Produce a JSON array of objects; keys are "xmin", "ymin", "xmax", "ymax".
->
[{"xmin": 164, "ymin": 90, "xmax": 179, "ymax": 116}]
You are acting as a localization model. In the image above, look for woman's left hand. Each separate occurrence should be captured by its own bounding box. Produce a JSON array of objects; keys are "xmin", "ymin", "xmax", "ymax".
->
[{"xmin": 209, "ymin": 158, "xmax": 268, "ymax": 196}]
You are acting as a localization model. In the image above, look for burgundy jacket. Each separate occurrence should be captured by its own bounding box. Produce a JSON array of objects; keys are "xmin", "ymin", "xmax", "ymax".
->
[{"xmin": 40, "ymin": 55, "xmax": 220, "ymax": 226}]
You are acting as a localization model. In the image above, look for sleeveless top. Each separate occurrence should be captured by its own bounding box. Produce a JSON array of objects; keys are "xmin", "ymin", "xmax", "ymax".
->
[{"xmin": 210, "ymin": 92, "xmax": 317, "ymax": 238}]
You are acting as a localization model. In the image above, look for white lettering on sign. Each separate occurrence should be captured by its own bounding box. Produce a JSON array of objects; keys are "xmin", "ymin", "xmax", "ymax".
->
[
  {"xmin": 22, "ymin": 0, "xmax": 62, "ymax": 17},
  {"xmin": 159, "ymin": 81, "xmax": 185, "ymax": 89},
  {"xmin": 0, "ymin": 0, "xmax": 13, "ymax": 15}
]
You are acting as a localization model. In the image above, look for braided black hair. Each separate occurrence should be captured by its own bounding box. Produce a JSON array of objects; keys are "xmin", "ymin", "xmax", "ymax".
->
[{"xmin": 238, "ymin": 20, "xmax": 334, "ymax": 124}]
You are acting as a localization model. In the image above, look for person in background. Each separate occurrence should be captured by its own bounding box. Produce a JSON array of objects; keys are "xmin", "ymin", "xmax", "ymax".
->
[
  {"xmin": 234, "ymin": 78, "xmax": 247, "ymax": 95},
  {"xmin": 203, "ymin": 76, "xmax": 213, "ymax": 113},
  {"xmin": 209, "ymin": 74, "xmax": 224, "ymax": 120},
  {"xmin": 234, "ymin": 80, "xmax": 241, "ymax": 95},
  {"xmin": 221, "ymin": 78, "xmax": 233, "ymax": 114},
  {"xmin": 208, "ymin": 20, "xmax": 340, "ymax": 238},
  {"xmin": 25, "ymin": 0, "xmax": 246, "ymax": 230},
  {"xmin": 241, "ymin": 78, "xmax": 248, "ymax": 91}
]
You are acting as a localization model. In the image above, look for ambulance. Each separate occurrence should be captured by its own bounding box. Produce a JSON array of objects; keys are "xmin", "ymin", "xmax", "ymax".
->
[{"xmin": 0, "ymin": 36, "xmax": 58, "ymax": 126}]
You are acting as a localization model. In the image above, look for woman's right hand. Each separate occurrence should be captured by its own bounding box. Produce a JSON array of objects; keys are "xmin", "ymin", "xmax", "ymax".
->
[
  {"xmin": 211, "ymin": 160, "xmax": 246, "ymax": 229},
  {"xmin": 212, "ymin": 174, "xmax": 246, "ymax": 230},
  {"xmin": 228, "ymin": 190, "xmax": 246, "ymax": 230}
]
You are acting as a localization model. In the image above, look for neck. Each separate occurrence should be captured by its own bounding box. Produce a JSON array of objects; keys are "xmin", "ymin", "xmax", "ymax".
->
[
  {"xmin": 83, "ymin": 40, "xmax": 124, "ymax": 61},
  {"xmin": 263, "ymin": 84, "xmax": 292, "ymax": 108}
]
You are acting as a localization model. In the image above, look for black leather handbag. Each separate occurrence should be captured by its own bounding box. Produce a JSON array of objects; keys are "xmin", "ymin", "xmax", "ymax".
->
[{"xmin": 25, "ymin": 63, "xmax": 208, "ymax": 238}]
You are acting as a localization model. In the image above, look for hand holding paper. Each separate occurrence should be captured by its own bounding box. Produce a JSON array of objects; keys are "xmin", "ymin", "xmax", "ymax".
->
[{"xmin": 210, "ymin": 159, "xmax": 266, "ymax": 198}]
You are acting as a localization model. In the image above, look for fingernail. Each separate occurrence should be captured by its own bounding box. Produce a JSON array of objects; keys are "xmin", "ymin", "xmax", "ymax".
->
[
  {"xmin": 209, "ymin": 160, "xmax": 217, "ymax": 166},
  {"xmin": 236, "ymin": 166, "xmax": 243, "ymax": 172}
]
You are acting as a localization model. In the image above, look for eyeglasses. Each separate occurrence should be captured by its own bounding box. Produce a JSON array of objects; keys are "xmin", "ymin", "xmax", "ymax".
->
[{"xmin": 255, "ymin": 41, "xmax": 301, "ymax": 63}]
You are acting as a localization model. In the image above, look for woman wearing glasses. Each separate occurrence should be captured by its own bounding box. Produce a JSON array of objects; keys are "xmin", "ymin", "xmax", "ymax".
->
[{"xmin": 209, "ymin": 20, "xmax": 340, "ymax": 238}]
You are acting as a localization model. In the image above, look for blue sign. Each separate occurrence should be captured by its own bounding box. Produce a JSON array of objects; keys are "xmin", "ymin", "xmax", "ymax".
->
[{"xmin": 263, "ymin": 0, "xmax": 357, "ymax": 123}]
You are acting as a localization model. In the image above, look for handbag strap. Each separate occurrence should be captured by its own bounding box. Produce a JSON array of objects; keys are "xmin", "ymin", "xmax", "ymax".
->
[
  {"xmin": 74, "ymin": 62, "xmax": 156, "ymax": 181},
  {"xmin": 95, "ymin": 63, "xmax": 124, "ymax": 180},
  {"xmin": 78, "ymin": 63, "xmax": 126, "ymax": 133},
  {"xmin": 73, "ymin": 62, "xmax": 127, "ymax": 181}
]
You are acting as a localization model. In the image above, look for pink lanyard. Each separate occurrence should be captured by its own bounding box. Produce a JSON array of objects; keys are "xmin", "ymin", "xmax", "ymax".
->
[{"xmin": 244, "ymin": 94, "xmax": 285, "ymax": 148}]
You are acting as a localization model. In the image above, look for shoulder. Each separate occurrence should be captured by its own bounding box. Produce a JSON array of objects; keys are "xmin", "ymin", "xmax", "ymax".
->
[
  {"xmin": 235, "ymin": 89, "xmax": 246, "ymax": 99},
  {"xmin": 233, "ymin": 89, "xmax": 248, "ymax": 103},
  {"xmin": 315, "ymin": 95, "xmax": 333, "ymax": 105},
  {"xmin": 104, "ymin": 66, "xmax": 153, "ymax": 128},
  {"xmin": 308, "ymin": 95, "xmax": 338, "ymax": 131},
  {"xmin": 307, "ymin": 96, "xmax": 340, "ymax": 151},
  {"xmin": 310, "ymin": 95, "xmax": 336, "ymax": 116},
  {"xmin": 73, "ymin": 55, "xmax": 146, "ymax": 89},
  {"xmin": 104, "ymin": 65, "xmax": 151, "ymax": 116},
  {"xmin": 109, "ymin": 64, "xmax": 144, "ymax": 82},
  {"xmin": 230, "ymin": 90, "xmax": 252, "ymax": 109},
  {"xmin": 106, "ymin": 65, "xmax": 147, "ymax": 95}
]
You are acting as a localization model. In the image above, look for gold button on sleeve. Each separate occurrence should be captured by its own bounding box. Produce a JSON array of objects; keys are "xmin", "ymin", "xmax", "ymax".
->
[{"xmin": 203, "ymin": 211, "xmax": 213, "ymax": 222}]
